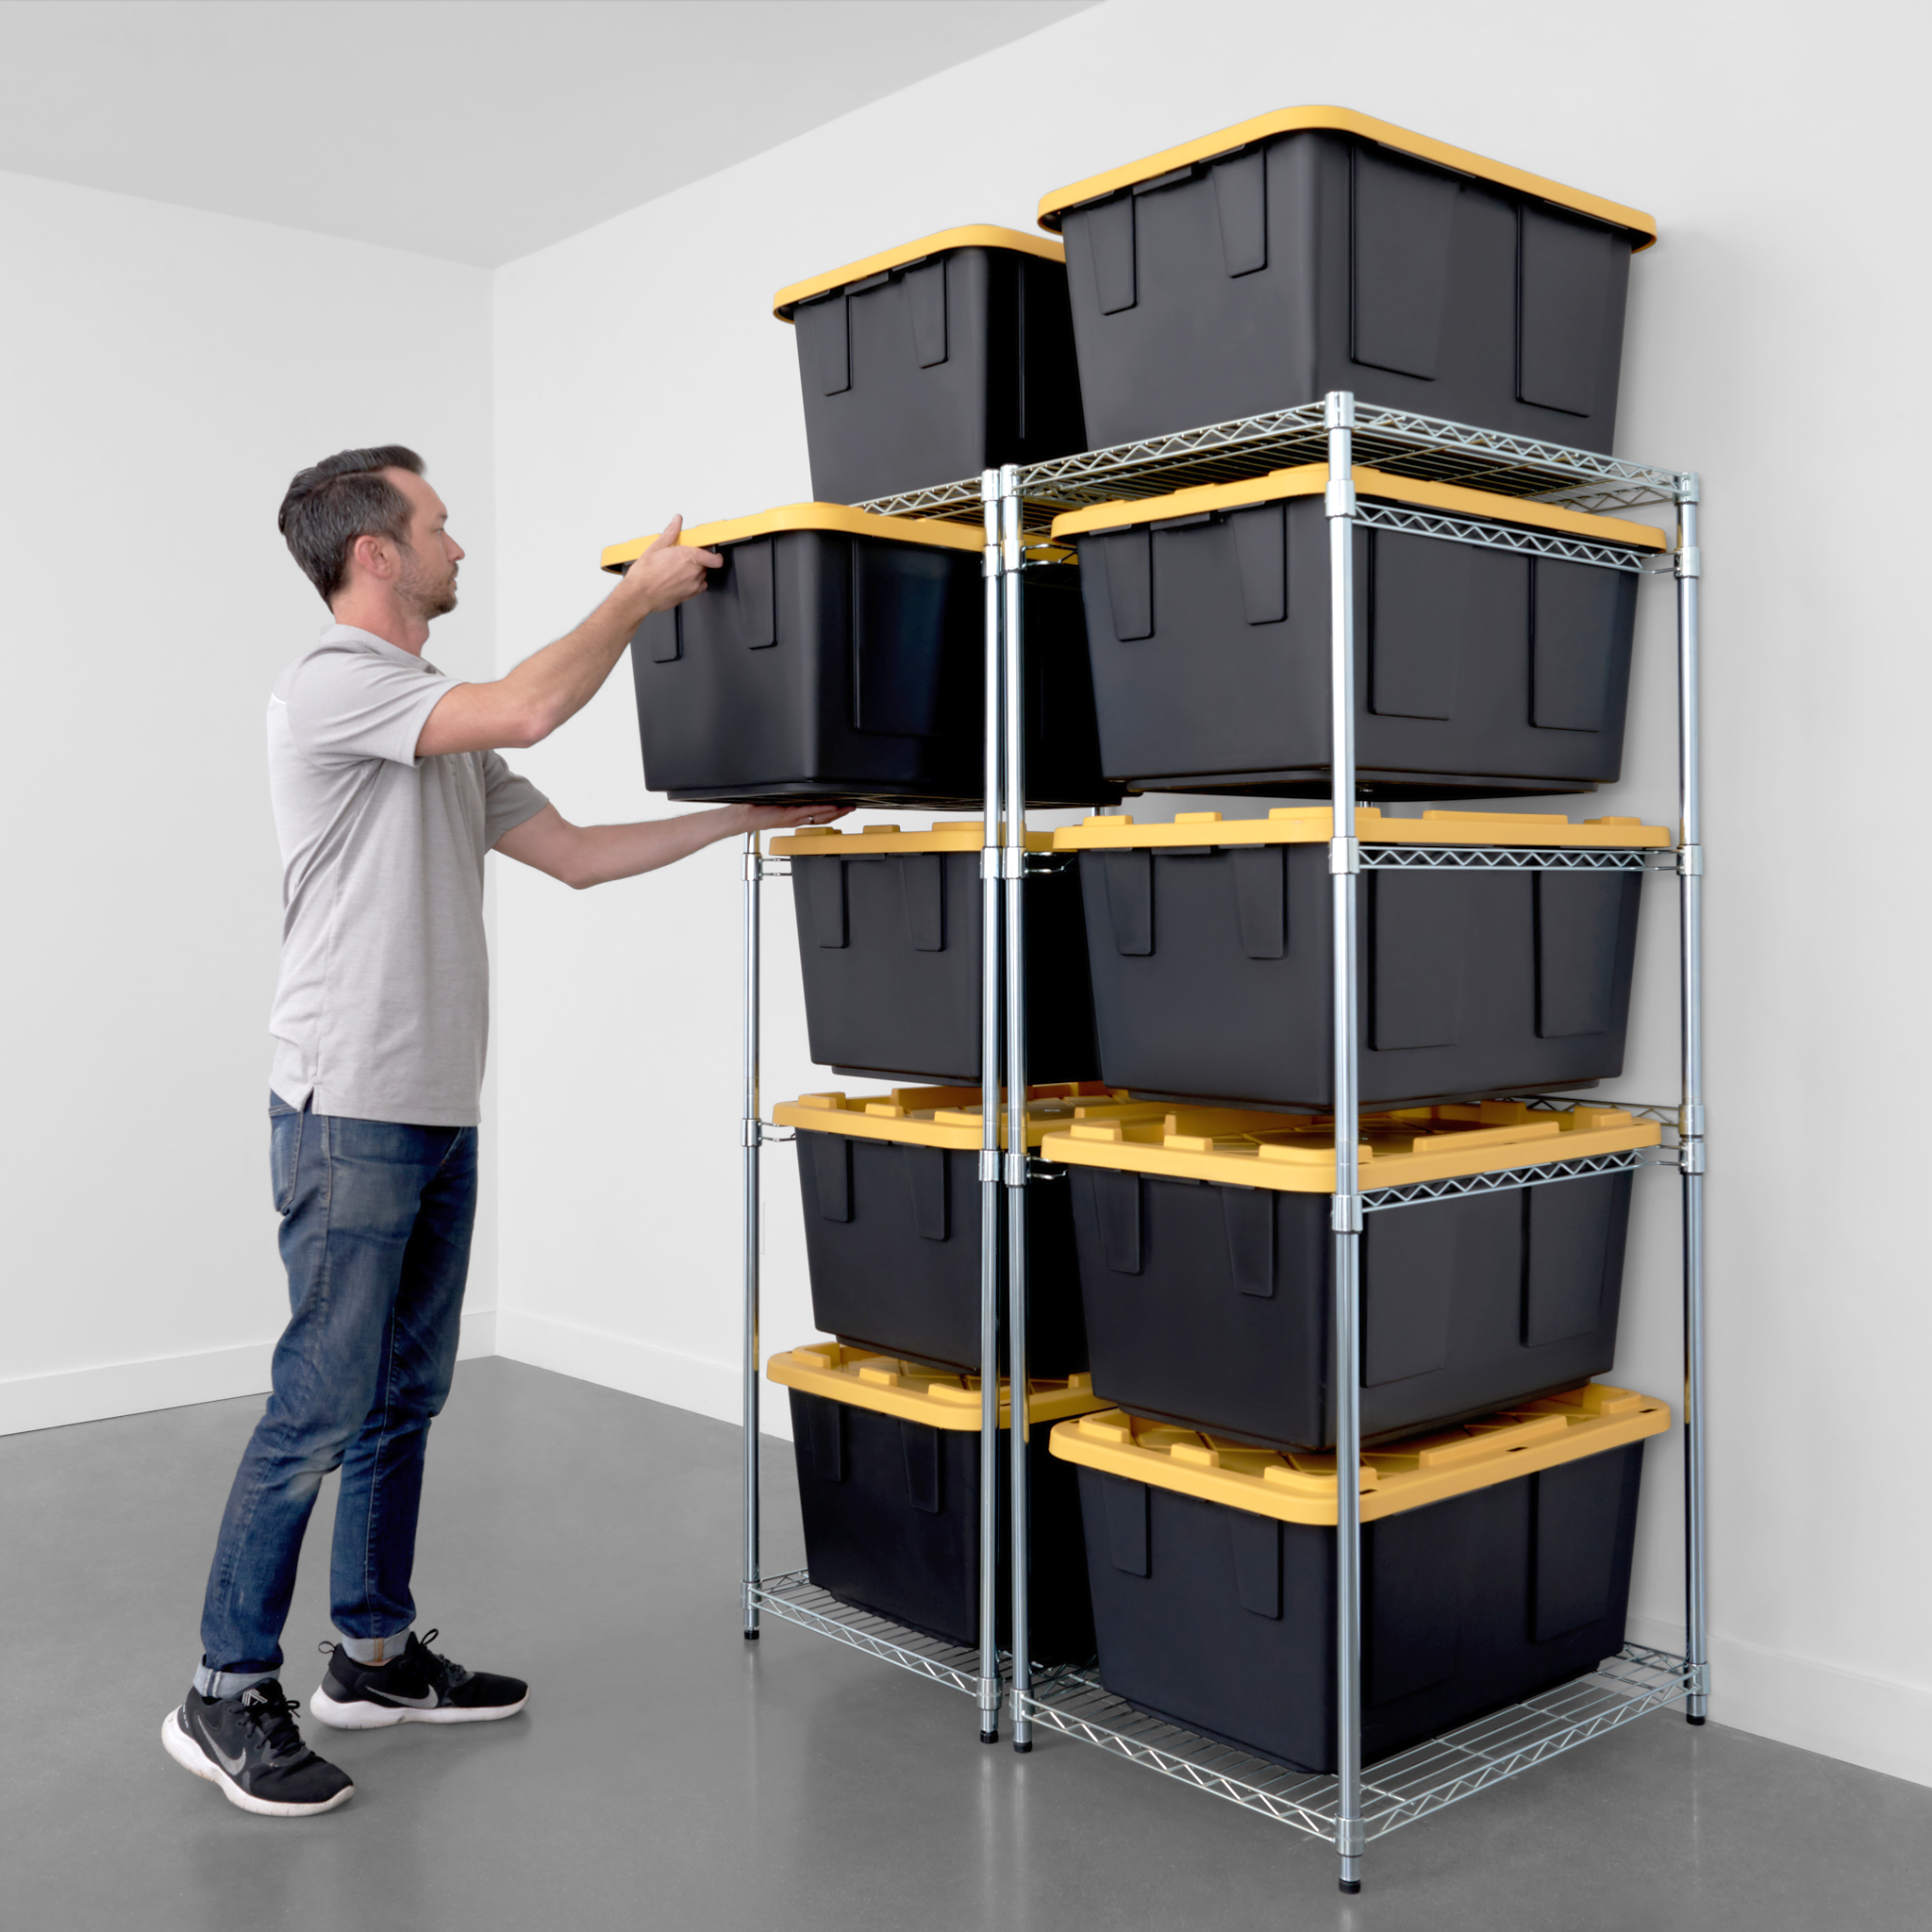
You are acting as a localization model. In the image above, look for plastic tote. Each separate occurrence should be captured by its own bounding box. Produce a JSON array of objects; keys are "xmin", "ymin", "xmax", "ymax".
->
[
  {"xmin": 1054, "ymin": 807, "xmax": 1668, "ymax": 1110},
  {"xmin": 603, "ymin": 505, "xmax": 1113, "ymax": 808},
  {"xmin": 772, "ymin": 820, "xmax": 1099, "ymax": 1084},
  {"xmin": 1051, "ymin": 467, "xmax": 1665, "ymax": 800},
  {"xmin": 769, "ymin": 1343, "xmax": 1105, "ymax": 1660},
  {"xmin": 1041, "ymin": 1097, "xmax": 1659, "ymax": 1448},
  {"xmin": 772, "ymin": 1084, "xmax": 1143, "ymax": 1378},
  {"xmin": 774, "ymin": 225, "xmax": 1087, "ymax": 506},
  {"xmin": 1037, "ymin": 107, "xmax": 1656, "ymax": 455},
  {"xmin": 1051, "ymin": 1384, "xmax": 1669, "ymax": 1772}
]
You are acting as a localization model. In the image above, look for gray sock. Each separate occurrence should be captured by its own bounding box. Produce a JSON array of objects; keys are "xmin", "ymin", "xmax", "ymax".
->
[
  {"xmin": 338, "ymin": 1627, "xmax": 413, "ymax": 1667},
  {"xmin": 193, "ymin": 1664, "xmax": 278, "ymax": 1700}
]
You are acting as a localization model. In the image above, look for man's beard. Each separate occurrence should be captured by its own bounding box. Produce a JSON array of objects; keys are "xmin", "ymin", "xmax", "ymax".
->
[{"xmin": 399, "ymin": 547, "xmax": 458, "ymax": 619}]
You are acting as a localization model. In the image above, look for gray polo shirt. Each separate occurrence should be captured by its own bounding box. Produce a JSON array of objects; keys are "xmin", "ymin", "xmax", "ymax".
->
[{"xmin": 267, "ymin": 625, "xmax": 548, "ymax": 1126}]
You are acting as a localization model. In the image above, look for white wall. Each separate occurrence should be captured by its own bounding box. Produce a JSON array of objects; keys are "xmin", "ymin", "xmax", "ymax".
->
[
  {"xmin": 0, "ymin": 170, "xmax": 499, "ymax": 1433},
  {"xmin": 491, "ymin": 0, "xmax": 1932, "ymax": 1787}
]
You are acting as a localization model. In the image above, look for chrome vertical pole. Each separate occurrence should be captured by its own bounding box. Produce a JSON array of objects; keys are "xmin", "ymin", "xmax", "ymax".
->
[
  {"xmin": 1675, "ymin": 476, "xmax": 1708, "ymax": 1724},
  {"xmin": 1001, "ymin": 463, "xmax": 1034, "ymax": 1753},
  {"xmin": 741, "ymin": 829, "xmax": 762, "ymax": 1640},
  {"xmin": 1324, "ymin": 392, "xmax": 1364, "ymax": 1891},
  {"xmin": 977, "ymin": 470, "xmax": 1005, "ymax": 1743}
]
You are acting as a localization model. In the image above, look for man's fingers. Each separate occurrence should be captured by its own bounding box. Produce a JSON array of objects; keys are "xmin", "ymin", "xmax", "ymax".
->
[
  {"xmin": 644, "ymin": 513, "xmax": 684, "ymax": 553},
  {"xmin": 691, "ymin": 548, "xmax": 724, "ymax": 568}
]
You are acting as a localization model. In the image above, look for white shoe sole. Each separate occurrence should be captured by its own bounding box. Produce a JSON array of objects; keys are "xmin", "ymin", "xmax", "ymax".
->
[
  {"xmin": 308, "ymin": 1686, "xmax": 529, "ymax": 1730},
  {"xmin": 160, "ymin": 1709, "xmax": 354, "ymax": 1818}
]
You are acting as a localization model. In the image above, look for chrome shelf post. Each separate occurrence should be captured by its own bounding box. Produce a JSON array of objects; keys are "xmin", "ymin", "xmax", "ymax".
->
[
  {"xmin": 977, "ymin": 470, "xmax": 1005, "ymax": 1743},
  {"xmin": 741, "ymin": 831, "xmax": 762, "ymax": 1641}
]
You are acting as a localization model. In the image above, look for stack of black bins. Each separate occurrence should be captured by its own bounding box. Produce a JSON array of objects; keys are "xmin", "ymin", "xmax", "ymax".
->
[
  {"xmin": 1049, "ymin": 474, "xmax": 1665, "ymax": 801},
  {"xmin": 1037, "ymin": 1094, "xmax": 1673, "ymax": 1769},
  {"xmin": 603, "ymin": 506, "xmax": 1110, "ymax": 808},
  {"xmin": 1035, "ymin": 107, "xmax": 1655, "ymax": 455},
  {"xmin": 767, "ymin": 1342, "xmax": 1107, "ymax": 1663}
]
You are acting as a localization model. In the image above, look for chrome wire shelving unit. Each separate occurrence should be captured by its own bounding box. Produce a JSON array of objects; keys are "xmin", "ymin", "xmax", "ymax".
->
[{"xmin": 734, "ymin": 394, "xmax": 1707, "ymax": 1894}]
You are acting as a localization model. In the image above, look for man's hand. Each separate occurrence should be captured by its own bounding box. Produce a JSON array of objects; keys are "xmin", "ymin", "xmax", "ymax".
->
[
  {"xmin": 616, "ymin": 515, "xmax": 724, "ymax": 617},
  {"xmin": 415, "ymin": 511, "xmax": 721, "ymax": 758},
  {"xmin": 738, "ymin": 804, "xmax": 854, "ymax": 832}
]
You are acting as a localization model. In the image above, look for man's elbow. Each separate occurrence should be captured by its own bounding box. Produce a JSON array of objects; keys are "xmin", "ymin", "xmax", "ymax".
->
[{"xmin": 502, "ymin": 705, "xmax": 558, "ymax": 751}]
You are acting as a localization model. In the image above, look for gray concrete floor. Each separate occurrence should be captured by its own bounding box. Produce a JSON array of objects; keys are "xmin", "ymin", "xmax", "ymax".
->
[{"xmin": 3, "ymin": 1357, "xmax": 1926, "ymax": 1932}]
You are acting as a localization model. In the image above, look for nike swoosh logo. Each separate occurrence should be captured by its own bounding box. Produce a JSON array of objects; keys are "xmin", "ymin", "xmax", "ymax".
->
[
  {"xmin": 363, "ymin": 1688, "xmax": 440, "ymax": 1709},
  {"xmin": 206, "ymin": 1732, "xmax": 248, "ymax": 1776}
]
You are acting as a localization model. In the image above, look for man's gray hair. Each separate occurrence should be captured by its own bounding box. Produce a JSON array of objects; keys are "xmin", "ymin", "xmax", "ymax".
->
[{"xmin": 277, "ymin": 445, "xmax": 425, "ymax": 605}]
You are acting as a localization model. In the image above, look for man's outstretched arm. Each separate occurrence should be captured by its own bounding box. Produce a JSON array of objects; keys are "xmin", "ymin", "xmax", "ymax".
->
[
  {"xmin": 415, "ymin": 517, "xmax": 719, "ymax": 757},
  {"xmin": 495, "ymin": 801, "xmax": 848, "ymax": 891}
]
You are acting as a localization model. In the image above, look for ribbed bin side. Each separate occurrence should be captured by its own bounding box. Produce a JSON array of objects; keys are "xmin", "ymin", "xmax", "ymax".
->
[
  {"xmin": 632, "ymin": 543, "xmax": 1112, "ymax": 808},
  {"xmin": 788, "ymin": 1390, "xmax": 1095, "ymax": 1660},
  {"xmin": 1058, "ymin": 128, "xmax": 1635, "ymax": 456},
  {"xmin": 1075, "ymin": 1441, "xmax": 1644, "ymax": 1773},
  {"xmin": 1072, "ymin": 503, "xmax": 1638, "ymax": 798},
  {"xmin": 1067, "ymin": 1166, "xmax": 1632, "ymax": 1447},
  {"xmin": 794, "ymin": 246, "xmax": 1087, "ymax": 505},
  {"xmin": 1075, "ymin": 845, "xmax": 1643, "ymax": 1109},
  {"xmin": 795, "ymin": 1133, "xmax": 1088, "ymax": 1377},
  {"xmin": 790, "ymin": 849, "xmax": 1098, "ymax": 1083}
]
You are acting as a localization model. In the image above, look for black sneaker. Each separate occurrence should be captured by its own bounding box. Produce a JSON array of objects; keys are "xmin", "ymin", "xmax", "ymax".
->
[
  {"xmin": 161, "ymin": 1680, "xmax": 355, "ymax": 1818},
  {"xmin": 309, "ymin": 1629, "xmax": 528, "ymax": 1730}
]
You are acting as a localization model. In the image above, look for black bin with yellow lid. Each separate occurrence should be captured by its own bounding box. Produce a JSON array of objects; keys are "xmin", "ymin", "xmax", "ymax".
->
[
  {"xmin": 774, "ymin": 225, "xmax": 1086, "ymax": 506},
  {"xmin": 771, "ymin": 819, "xmax": 1099, "ymax": 1084},
  {"xmin": 1050, "ymin": 467, "xmax": 1664, "ymax": 801},
  {"xmin": 772, "ymin": 1084, "xmax": 1146, "ymax": 1378},
  {"xmin": 1041, "ymin": 1097, "xmax": 1658, "ymax": 1449},
  {"xmin": 1037, "ymin": 108, "xmax": 1655, "ymax": 454},
  {"xmin": 770, "ymin": 1343, "xmax": 1107, "ymax": 1661},
  {"xmin": 1054, "ymin": 808, "xmax": 1667, "ymax": 1110},
  {"xmin": 604, "ymin": 505, "xmax": 1113, "ymax": 808},
  {"xmin": 1051, "ymin": 1384, "xmax": 1668, "ymax": 1772}
]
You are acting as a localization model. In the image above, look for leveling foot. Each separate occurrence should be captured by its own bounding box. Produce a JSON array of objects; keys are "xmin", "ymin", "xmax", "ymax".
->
[
  {"xmin": 1013, "ymin": 1740, "xmax": 1032, "ymax": 1756},
  {"xmin": 1687, "ymin": 1712, "xmax": 1706, "ymax": 1725},
  {"xmin": 980, "ymin": 1727, "xmax": 998, "ymax": 1745},
  {"xmin": 742, "ymin": 1628, "xmax": 759, "ymax": 1641},
  {"xmin": 1340, "ymin": 1879, "xmax": 1361, "ymax": 1894}
]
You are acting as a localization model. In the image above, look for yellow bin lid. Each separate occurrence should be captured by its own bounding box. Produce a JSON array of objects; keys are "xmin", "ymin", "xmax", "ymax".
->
[
  {"xmin": 1048, "ymin": 464, "xmax": 1667, "ymax": 554},
  {"xmin": 773, "ymin": 819, "xmax": 1058, "ymax": 858},
  {"xmin": 774, "ymin": 224, "xmax": 1067, "ymax": 320},
  {"xmin": 774, "ymin": 1083, "xmax": 1143, "ymax": 1152},
  {"xmin": 1036, "ymin": 107, "xmax": 1657, "ymax": 250},
  {"xmin": 1049, "ymin": 1383, "xmax": 1671, "ymax": 1525},
  {"xmin": 600, "ymin": 502, "xmax": 983, "ymax": 575},
  {"xmin": 769, "ymin": 1341, "xmax": 1108, "ymax": 1432},
  {"xmin": 1041, "ymin": 1098, "xmax": 1661, "ymax": 1197},
  {"xmin": 1053, "ymin": 806, "xmax": 1672, "ymax": 853}
]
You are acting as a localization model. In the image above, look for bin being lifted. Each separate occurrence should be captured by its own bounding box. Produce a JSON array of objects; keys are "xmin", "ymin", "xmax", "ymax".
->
[
  {"xmin": 1037, "ymin": 108, "xmax": 1655, "ymax": 455},
  {"xmin": 603, "ymin": 505, "xmax": 1112, "ymax": 808}
]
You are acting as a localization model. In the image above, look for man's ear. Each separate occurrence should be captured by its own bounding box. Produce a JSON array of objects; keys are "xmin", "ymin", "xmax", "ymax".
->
[{"xmin": 347, "ymin": 531, "xmax": 396, "ymax": 584}]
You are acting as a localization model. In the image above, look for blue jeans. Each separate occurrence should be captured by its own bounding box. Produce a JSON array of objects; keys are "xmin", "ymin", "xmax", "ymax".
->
[{"xmin": 199, "ymin": 1095, "xmax": 477, "ymax": 1674}]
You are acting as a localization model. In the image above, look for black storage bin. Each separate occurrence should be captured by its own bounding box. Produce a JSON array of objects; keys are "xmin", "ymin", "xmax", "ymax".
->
[
  {"xmin": 1054, "ymin": 1384, "xmax": 1667, "ymax": 1772},
  {"xmin": 773, "ymin": 1085, "xmax": 1134, "ymax": 1377},
  {"xmin": 774, "ymin": 225, "xmax": 1086, "ymax": 505},
  {"xmin": 1043, "ymin": 1097, "xmax": 1657, "ymax": 1448},
  {"xmin": 769, "ymin": 1343, "xmax": 1105, "ymax": 1661},
  {"xmin": 1053, "ymin": 467, "xmax": 1663, "ymax": 800},
  {"xmin": 774, "ymin": 822, "xmax": 1099, "ymax": 1082},
  {"xmin": 1037, "ymin": 108, "xmax": 1655, "ymax": 455},
  {"xmin": 605, "ymin": 506, "xmax": 1115, "ymax": 808},
  {"xmin": 1056, "ymin": 807, "xmax": 1666, "ymax": 1109}
]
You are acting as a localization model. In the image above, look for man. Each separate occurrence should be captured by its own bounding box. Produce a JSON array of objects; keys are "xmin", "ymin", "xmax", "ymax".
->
[{"xmin": 162, "ymin": 445, "xmax": 842, "ymax": 1818}]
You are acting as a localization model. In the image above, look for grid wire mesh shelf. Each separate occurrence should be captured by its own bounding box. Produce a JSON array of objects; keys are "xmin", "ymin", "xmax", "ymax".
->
[
  {"xmin": 1362, "ymin": 1145, "xmax": 1671, "ymax": 1211},
  {"xmin": 1020, "ymin": 1643, "xmax": 1701, "ymax": 1841},
  {"xmin": 853, "ymin": 400, "xmax": 1686, "ymax": 532},
  {"xmin": 748, "ymin": 1571, "xmax": 991, "ymax": 1699}
]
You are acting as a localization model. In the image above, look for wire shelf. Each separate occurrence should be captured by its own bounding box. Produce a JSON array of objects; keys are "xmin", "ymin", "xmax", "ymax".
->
[
  {"xmin": 1020, "ymin": 1643, "xmax": 1701, "ymax": 1842},
  {"xmin": 1359, "ymin": 845, "xmax": 1668, "ymax": 873},
  {"xmin": 748, "ymin": 1571, "xmax": 990, "ymax": 1701},
  {"xmin": 853, "ymin": 402, "xmax": 1686, "ymax": 534},
  {"xmin": 1362, "ymin": 1145, "xmax": 1671, "ymax": 1212}
]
